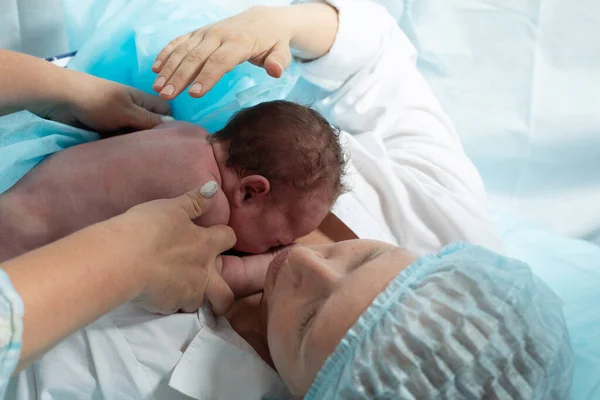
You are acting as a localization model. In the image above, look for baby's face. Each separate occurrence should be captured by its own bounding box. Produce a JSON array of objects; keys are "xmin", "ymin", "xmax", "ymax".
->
[{"xmin": 229, "ymin": 192, "xmax": 331, "ymax": 254}]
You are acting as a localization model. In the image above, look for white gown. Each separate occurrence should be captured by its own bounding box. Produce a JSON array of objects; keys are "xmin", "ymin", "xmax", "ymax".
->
[{"xmin": 8, "ymin": 0, "xmax": 501, "ymax": 398}]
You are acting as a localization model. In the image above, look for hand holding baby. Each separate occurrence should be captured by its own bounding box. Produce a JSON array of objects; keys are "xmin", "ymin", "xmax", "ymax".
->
[
  {"xmin": 121, "ymin": 184, "xmax": 237, "ymax": 315},
  {"xmin": 40, "ymin": 70, "xmax": 171, "ymax": 135}
]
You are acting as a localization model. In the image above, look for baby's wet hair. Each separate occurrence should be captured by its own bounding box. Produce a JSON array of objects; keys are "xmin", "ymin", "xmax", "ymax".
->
[{"xmin": 212, "ymin": 100, "xmax": 347, "ymax": 203}]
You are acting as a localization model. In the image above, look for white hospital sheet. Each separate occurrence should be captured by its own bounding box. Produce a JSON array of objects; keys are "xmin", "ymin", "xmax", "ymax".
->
[{"xmin": 6, "ymin": 304, "xmax": 289, "ymax": 400}]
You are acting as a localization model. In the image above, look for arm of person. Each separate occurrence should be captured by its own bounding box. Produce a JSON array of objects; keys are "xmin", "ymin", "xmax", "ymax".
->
[
  {"xmin": 0, "ymin": 50, "xmax": 73, "ymax": 116},
  {"xmin": 150, "ymin": 1, "xmax": 501, "ymax": 252},
  {"xmin": 0, "ymin": 186, "xmax": 235, "ymax": 377},
  {"xmin": 0, "ymin": 49, "xmax": 170, "ymax": 132},
  {"xmin": 296, "ymin": 0, "xmax": 502, "ymax": 253},
  {"xmin": 151, "ymin": 2, "xmax": 339, "ymax": 99}
]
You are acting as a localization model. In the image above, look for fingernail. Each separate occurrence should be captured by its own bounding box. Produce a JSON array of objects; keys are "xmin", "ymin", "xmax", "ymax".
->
[
  {"xmin": 200, "ymin": 181, "xmax": 218, "ymax": 199},
  {"xmin": 154, "ymin": 76, "xmax": 166, "ymax": 88},
  {"xmin": 152, "ymin": 60, "xmax": 162, "ymax": 70},
  {"xmin": 160, "ymin": 115, "xmax": 175, "ymax": 122},
  {"xmin": 189, "ymin": 83, "xmax": 203, "ymax": 94},
  {"xmin": 161, "ymin": 84, "xmax": 175, "ymax": 96}
]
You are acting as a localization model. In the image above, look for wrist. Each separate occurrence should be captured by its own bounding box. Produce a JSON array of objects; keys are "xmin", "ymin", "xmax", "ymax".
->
[
  {"xmin": 52, "ymin": 69, "xmax": 86, "ymax": 113},
  {"xmin": 24, "ymin": 69, "xmax": 78, "ymax": 121},
  {"xmin": 287, "ymin": 2, "xmax": 339, "ymax": 60},
  {"xmin": 34, "ymin": 63, "xmax": 80, "ymax": 115}
]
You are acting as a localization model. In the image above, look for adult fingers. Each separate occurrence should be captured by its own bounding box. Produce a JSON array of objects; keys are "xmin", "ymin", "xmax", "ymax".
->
[
  {"xmin": 158, "ymin": 36, "xmax": 222, "ymax": 100},
  {"xmin": 188, "ymin": 41, "xmax": 251, "ymax": 98},
  {"xmin": 130, "ymin": 87, "xmax": 171, "ymax": 115},
  {"xmin": 205, "ymin": 262, "xmax": 235, "ymax": 315},
  {"xmin": 126, "ymin": 105, "xmax": 172, "ymax": 130},
  {"xmin": 263, "ymin": 41, "xmax": 292, "ymax": 78},
  {"xmin": 168, "ymin": 182, "xmax": 219, "ymax": 220},
  {"xmin": 205, "ymin": 224, "xmax": 237, "ymax": 256},
  {"xmin": 152, "ymin": 33, "xmax": 206, "ymax": 94},
  {"xmin": 152, "ymin": 31, "xmax": 194, "ymax": 73},
  {"xmin": 179, "ymin": 285, "xmax": 207, "ymax": 313},
  {"xmin": 124, "ymin": 87, "xmax": 172, "ymax": 130}
]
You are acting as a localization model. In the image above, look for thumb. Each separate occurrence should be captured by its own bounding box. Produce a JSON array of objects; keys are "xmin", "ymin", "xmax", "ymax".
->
[
  {"xmin": 264, "ymin": 41, "xmax": 291, "ymax": 78},
  {"xmin": 129, "ymin": 104, "xmax": 173, "ymax": 130},
  {"xmin": 172, "ymin": 181, "xmax": 220, "ymax": 220}
]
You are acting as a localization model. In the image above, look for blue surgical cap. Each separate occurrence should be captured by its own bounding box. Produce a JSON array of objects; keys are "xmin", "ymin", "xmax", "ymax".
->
[{"xmin": 305, "ymin": 242, "xmax": 573, "ymax": 400}]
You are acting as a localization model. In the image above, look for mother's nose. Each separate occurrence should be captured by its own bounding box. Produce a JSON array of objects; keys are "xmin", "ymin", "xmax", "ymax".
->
[{"xmin": 287, "ymin": 246, "xmax": 340, "ymax": 289}]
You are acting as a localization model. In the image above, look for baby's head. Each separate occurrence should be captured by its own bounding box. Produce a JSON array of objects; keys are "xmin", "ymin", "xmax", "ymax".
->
[{"xmin": 211, "ymin": 100, "xmax": 346, "ymax": 254}]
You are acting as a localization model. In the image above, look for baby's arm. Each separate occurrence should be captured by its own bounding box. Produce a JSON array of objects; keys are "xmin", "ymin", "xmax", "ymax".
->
[{"xmin": 220, "ymin": 251, "xmax": 276, "ymax": 297}]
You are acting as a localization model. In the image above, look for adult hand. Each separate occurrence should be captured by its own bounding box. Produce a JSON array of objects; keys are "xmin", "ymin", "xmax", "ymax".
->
[
  {"xmin": 152, "ymin": 3, "xmax": 337, "ymax": 100},
  {"xmin": 122, "ymin": 182, "xmax": 237, "ymax": 315},
  {"xmin": 0, "ymin": 50, "xmax": 171, "ymax": 134},
  {"xmin": 44, "ymin": 72, "xmax": 172, "ymax": 135},
  {"xmin": 152, "ymin": 6, "xmax": 292, "ymax": 100}
]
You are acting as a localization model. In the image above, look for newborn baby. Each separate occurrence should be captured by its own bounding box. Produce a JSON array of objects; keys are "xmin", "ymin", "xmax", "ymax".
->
[{"xmin": 0, "ymin": 100, "xmax": 345, "ymax": 260}]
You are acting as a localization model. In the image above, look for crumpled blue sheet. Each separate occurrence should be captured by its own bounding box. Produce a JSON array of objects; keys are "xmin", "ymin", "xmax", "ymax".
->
[
  {"xmin": 0, "ymin": 112, "xmax": 99, "ymax": 194},
  {"xmin": 0, "ymin": 0, "xmax": 299, "ymax": 194},
  {"xmin": 65, "ymin": 0, "xmax": 300, "ymax": 132},
  {"xmin": 492, "ymin": 211, "xmax": 600, "ymax": 400}
]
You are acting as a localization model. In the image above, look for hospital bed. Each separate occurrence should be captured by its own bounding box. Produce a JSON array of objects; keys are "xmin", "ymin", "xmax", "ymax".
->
[{"xmin": 1, "ymin": 0, "xmax": 599, "ymax": 399}]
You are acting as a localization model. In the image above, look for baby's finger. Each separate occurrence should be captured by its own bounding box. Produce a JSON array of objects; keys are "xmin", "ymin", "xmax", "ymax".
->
[
  {"xmin": 189, "ymin": 42, "xmax": 250, "ymax": 98},
  {"xmin": 160, "ymin": 37, "xmax": 221, "ymax": 100},
  {"xmin": 152, "ymin": 32, "xmax": 193, "ymax": 73},
  {"xmin": 152, "ymin": 34, "xmax": 204, "ymax": 93}
]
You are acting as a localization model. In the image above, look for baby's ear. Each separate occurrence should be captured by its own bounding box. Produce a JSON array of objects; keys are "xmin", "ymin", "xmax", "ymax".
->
[{"xmin": 234, "ymin": 175, "xmax": 270, "ymax": 206}]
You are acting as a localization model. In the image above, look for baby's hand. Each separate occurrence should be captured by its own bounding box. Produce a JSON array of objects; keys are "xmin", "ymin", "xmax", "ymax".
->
[{"xmin": 221, "ymin": 248, "xmax": 287, "ymax": 297}]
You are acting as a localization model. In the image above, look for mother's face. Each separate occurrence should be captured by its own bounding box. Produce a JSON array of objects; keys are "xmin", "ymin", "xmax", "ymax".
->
[{"xmin": 263, "ymin": 239, "xmax": 416, "ymax": 396}]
